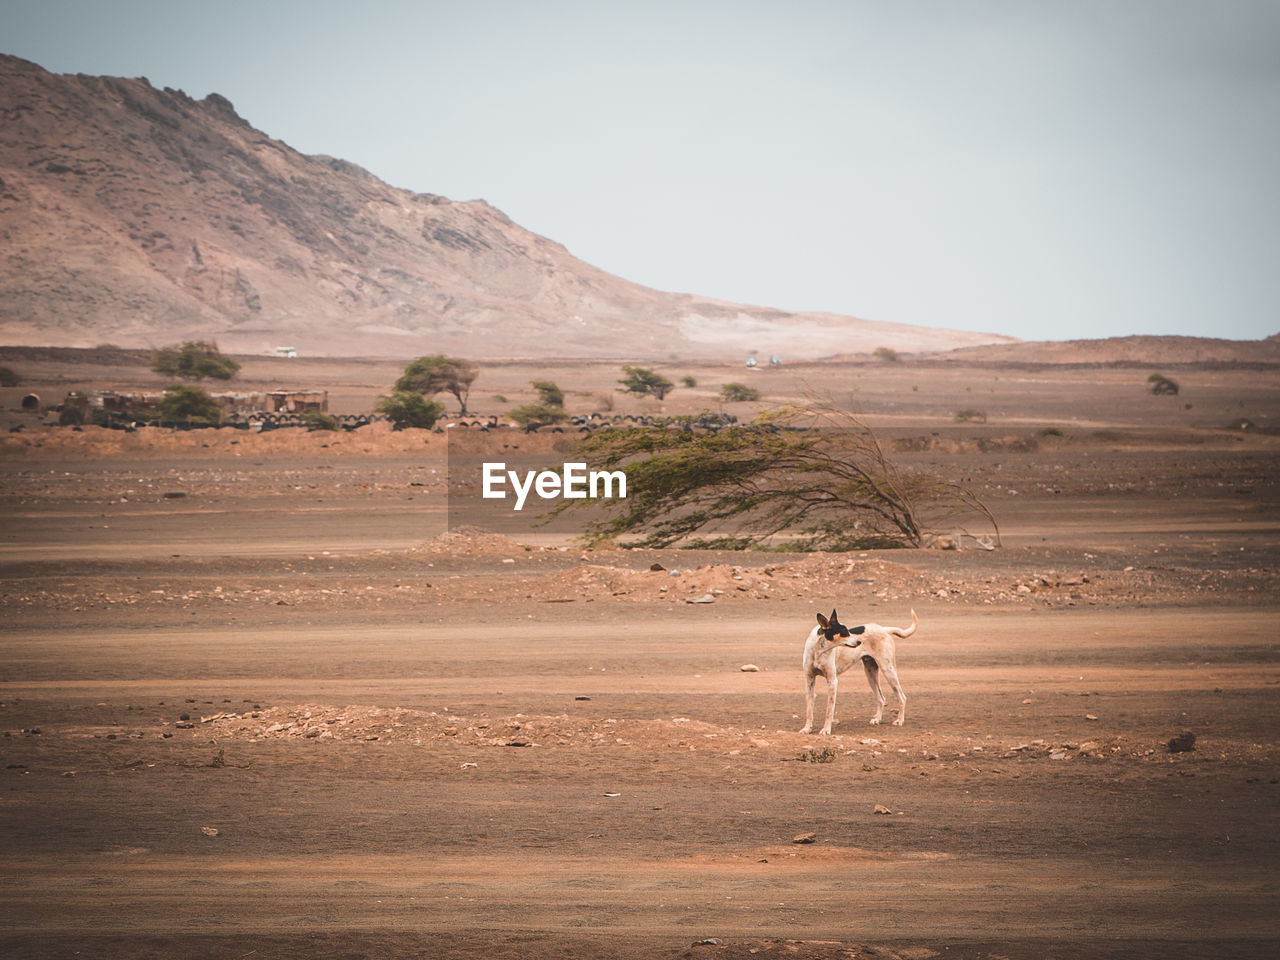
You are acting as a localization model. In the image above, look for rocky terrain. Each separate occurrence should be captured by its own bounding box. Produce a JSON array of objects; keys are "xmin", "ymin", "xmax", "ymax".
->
[{"xmin": 2, "ymin": 352, "xmax": 1278, "ymax": 960}]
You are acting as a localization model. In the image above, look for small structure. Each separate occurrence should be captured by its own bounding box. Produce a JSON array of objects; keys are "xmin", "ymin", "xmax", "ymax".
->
[
  {"xmin": 274, "ymin": 346, "xmax": 298, "ymax": 359},
  {"xmin": 21, "ymin": 393, "xmax": 40, "ymax": 411},
  {"xmin": 745, "ymin": 357, "xmax": 758, "ymax": 368}
]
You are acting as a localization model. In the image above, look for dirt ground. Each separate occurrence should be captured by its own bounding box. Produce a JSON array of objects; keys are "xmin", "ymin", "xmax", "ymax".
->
[{"xmin": 1, "ymin": 354, "xmax": 1278, "ymax": 959}]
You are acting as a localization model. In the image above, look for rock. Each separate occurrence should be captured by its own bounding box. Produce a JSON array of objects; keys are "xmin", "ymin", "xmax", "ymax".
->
[
  {"xmin": 1168, "ymin": 732, "xmax": 1196, "ymax": 753},
  {"xmin": 740, "ymin": 664, "xmax": 760, "ymax": 672},
  {"xmin": 1049, "ymin": 749, "xmax": 1068, "ymax": 760},
  {"xmin": 686, "ymin": 593, "xmax": 715, "ymax": 604},
  {"xmin": 649, "ymin": 562, "xmax": 665, "ymax": 571},
  {"xmin": 201, "ymin": 826, "xmax": 219, "ymax": 837},
  {"xmin": 932, "ymin": 535, "xmax": 959, "ymax": 550},
  {"xmin": 792, "ymin": 832, "xmax": 816, "ymax": 844},
  {"xmin": 873, "ymin": 805, "xmax": 893, "ymax": 815},
  {"xmin": 460, "ymin": 762, "xmax": 478, "ymax": 769}
]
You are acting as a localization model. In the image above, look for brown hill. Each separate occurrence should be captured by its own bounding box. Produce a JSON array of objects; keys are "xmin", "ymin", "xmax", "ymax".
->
[{"xmin": 0, "ymin": 54, "xmax": 1015, "ymax": 360}]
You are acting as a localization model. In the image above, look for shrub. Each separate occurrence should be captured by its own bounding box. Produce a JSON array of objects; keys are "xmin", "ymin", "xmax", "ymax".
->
[
  {"xmin": 954, "ymin": 409, "xmax": 987, "ymax": 423},
  {"xmin": 301, "ymin": 411, "xmax": 339, "ymax": 431},
  {"xmin": 681, "ymin": 375, "xmax": 698, "ymax": 388},
  {"xmin": 872, "ymin": 346, "xmax": 899, "ymax": 362},
  {"xmin": 375, "ymin": 391, "xmax": 446, "ymax": 430},
  {"xmin": 150, "ymin": 341, "xmax": 240, "ymax": 381},
  {"xmin": 720, "ymin": 383, "xmax": 761, "ymax": 402},
  {"xmin": 508, "ymin": 403, "xmax": 570, "ymax": 432},
  {"xmin": 0, "ymin": 365, "xmax": 19, "ymax": 387},
  {"xmin": 530, "ymin": 379, "xmax": 564, "ymax": 408},
  {"xmin": 557, "ymin": 400, "xmax": 999, "ymax": 551},
  {"xmin": 1148, "ymin": 373, "xmax": 1180, "ymax": 395},
  {"xmin": 158, "ymin": 384, "xmax": 224, "ymax": 422}
]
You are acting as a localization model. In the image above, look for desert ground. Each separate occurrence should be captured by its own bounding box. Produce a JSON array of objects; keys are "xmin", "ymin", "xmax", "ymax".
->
[{"xmin": 1, "ymin": 349, "xmax": 1278, "ymax": 959}]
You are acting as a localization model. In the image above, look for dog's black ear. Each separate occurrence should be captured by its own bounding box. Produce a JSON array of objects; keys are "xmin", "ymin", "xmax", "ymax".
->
[
  {"xmin": 816, "ymin": 612, "xmax": 829, "ymax": 628},
  {"xmin": 830, "ymin": 608, "xmax": 839, "ymax": 624}
]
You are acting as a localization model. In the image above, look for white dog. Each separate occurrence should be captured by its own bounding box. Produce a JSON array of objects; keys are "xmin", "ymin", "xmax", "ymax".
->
[{"xmin": 799, "ymin": 608, "xmax": 918, "ymax": 734}]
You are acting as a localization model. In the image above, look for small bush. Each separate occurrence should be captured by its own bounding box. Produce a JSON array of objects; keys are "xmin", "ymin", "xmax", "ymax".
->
[
  {"xmin": 872, "ymin": 346, "xmax": 899, "ymax": 362},
  {"xmin": 720, "ymin": 382, "xmax": 762, "ymax": 402},
  {"xmin": 798, "ymin": 747, "xmax": 838, "ymax": 763},
  {"xmin": 1148, "ymin": 373, "xmax": 1180, "ymax": 395},
  {"xmin": 954, "ymin": 409, "xmax": 987, "ymax": 423},
  {"xmin": 159, "ymin": 384, "xmax": 224, "ymax": 423},
  {"xmin": 509, "ymin": 403, "xmax": 570, "ymax": 432},
  {"xmin": 1038, "ymin": 427, "xmax": 1063, "ymax": 437},
  {"xmin": 375, "ymin": 391, "xmax": 446, "ymax": 430},
  {"xmin": 301, "ymin": 411, "xmax": 339, "ymax": 431},
  {"xmin": 0, "ymin": 365, "xmax": 19, "ymax": 387},
  {"xmin": 151, "ymin": 341, "xmax": 240, "ymax": 381}
]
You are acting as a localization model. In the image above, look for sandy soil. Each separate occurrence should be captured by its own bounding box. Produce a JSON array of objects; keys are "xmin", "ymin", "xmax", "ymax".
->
[{"xmin": 1, "ymin": 356, "xmax": 1278, "ymax": 959}]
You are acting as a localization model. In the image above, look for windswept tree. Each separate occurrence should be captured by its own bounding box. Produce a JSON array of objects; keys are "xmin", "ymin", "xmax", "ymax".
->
[
  {"xmin": 558, "ymin": 401, "xmax": 998, "ymax": 551},
  {"xmin": 395, "ymin": 355, "xmax": 479, "ymax": 414},
  {"xmin": 618, "ymin": 366, "xmax": 674, "ymax": 401},
  {"xmin": 150, "ymin": 341, "xmax": 241, "ymax": 381},
  {"xmin": 530, "ymin": 379, "xmax": 564, "ymax": 408}
]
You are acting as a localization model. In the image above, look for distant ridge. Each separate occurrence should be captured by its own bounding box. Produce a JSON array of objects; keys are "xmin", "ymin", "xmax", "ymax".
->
[
  {"xmin": 934, "ymin": 335, "xmax": 1280, "ymax": 366},
  {"xmin": 0, "ymin": 54, "xmax": 1016, "ymax": 360}
]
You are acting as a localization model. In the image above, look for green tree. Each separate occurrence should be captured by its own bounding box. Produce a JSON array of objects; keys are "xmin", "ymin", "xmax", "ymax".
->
[
  {"xmin": 618, "ymin": 366, "xmax": 674, "ymax": 400},
  {"xmin": 1147, "ymin": 373, "xmax": 1179, "ymax": 395},
  {"xmin": 376, "ymin": 391, "xmax": 447, "ymax": 430},
  {"xmin": 509, "ymin": 403, "xmax": 570, "ymax": 432},
  {"xmin": 158, "ymin": 384, "xmax": 224, "ymax": 422},
  {"xmin": 150, "ymin": 341, "xmax": 241, "ymax": 381},
  {"xmin": 559, "ymin": 402, "xmax": 998, "ymax": 551},
  {"xmin": 530, "ymin": 379, "xmax": 564, "ymax": 407},
  {"xmin": 720, "ymin": 382, "xmax": 761, "ymax": 402},
  {"xmin": 394, "ymin": 355, "xmax": 479, "ymax": 414}
]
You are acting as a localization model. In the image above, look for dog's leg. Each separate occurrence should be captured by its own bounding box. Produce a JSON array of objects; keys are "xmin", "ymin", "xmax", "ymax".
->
[
  {"xmin": 862, "ymin": 658, "xmax": 885, "ymax": 725},
  {"xmin": 880, "ymin": 660, "xmax": 908, "ymax": 726},
  {"xmin": 820, "ymin": 672, "xmax": 839, "ymax": 735},
  {"xmin": 799, "ymin": 673, "xmax": 816, "ymax": 734}
]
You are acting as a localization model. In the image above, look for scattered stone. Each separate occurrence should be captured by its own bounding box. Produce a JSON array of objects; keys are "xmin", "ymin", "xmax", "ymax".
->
[
  {"xmin": 740, "ymin": 664, "xmax": 760, "ymax": 672},
  {"xmin": 873, "ymin": 805, "xmax": 893, "ymax": 815},
  {"xmin": 1168, "ymin": 732, "xmax": 1196, "ymax": 753},
  {"xmin": 649, "ymin": 562, "xmax": 666, "ymax": 572},
  {"xmin": 460, "ymin": 762, "xmax": 478, "ymax": 769},
  {"xmin": 1085, "ymin": 714, "xmax": 1098, "ymax": 721},
  {"xmin": 686, "ymin": 593, "xmax": 715, "ymax": 604},
  {"xmin": 201, "ymin": 826, "xmax": 219, "ymax": 837},
  {"xmin": 792, "ymin": 832, "xmax": 816, "ymax": 844},
  {"xmin": 1049, "ymin": 749, "xmax": 1068, "ymax": 760}
]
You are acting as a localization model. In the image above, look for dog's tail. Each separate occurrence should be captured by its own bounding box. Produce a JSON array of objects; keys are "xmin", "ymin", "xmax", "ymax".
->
[{"xmin": 890, "ymin": 609, "xmax": 918, "ymax": 639}]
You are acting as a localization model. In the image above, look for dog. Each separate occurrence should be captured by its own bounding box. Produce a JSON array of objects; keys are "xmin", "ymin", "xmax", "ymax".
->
[{"xmin": 799, "ymin": 608, "xmax": 917, "ymax": 734}]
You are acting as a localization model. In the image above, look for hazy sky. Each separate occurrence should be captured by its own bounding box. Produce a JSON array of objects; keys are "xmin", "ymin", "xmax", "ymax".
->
[{"xmin": 4, "ymin": 0, "xmax": 1279, "ymax": 341}]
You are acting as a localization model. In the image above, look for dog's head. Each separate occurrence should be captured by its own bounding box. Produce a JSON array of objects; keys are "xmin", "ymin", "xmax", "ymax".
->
[{"xmin": 816, "ymin": 608, "xmax": 864, "ymax": 648}]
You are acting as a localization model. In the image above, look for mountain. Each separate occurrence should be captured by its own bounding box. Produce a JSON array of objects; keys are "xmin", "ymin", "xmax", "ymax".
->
[{"xmin": 0, "ymin": 54, "xmax": 1016, "ymax": 360}]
